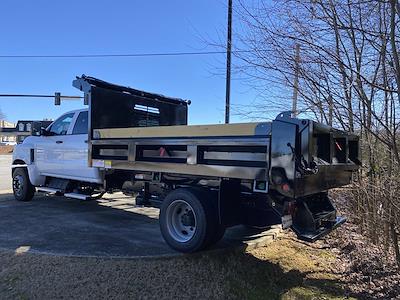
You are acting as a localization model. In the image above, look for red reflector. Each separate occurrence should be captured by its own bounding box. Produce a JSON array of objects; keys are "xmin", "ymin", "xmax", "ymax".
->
[
  {"xmin": 281, "ymin": 183, "xmax": 290, "ymax": 192},
  {"xmin": 159, "ymin": 147, "xmax": 167, "ymax": 157},
  {"xmin": 335, "ymin": 141, "xmax": 343, "ymax": 151}
]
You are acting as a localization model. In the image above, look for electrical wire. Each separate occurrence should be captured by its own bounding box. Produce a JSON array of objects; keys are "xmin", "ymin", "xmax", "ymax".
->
[
  {"xmin": 0, "ymin": 94, "xmax": 82, "ymax": 99},
  {"xmin": 0, "ymin": 49, "xmax": 268, "ymax": 59}
]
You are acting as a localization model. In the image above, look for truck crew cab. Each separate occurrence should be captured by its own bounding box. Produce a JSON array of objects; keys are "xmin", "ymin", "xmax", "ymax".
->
[{"xmin": 11, "ymin": 76, "xmax": 361, "ymax": 253}]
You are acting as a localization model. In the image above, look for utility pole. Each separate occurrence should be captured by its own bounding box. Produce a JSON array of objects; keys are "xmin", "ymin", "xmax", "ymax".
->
[
  {"xmin": 225, "ymin": 0, "xmax": 233, "ymax": 124},
  {"xmin": 292, "ymin": 44, "xmax": 300, "ymax": 117}
]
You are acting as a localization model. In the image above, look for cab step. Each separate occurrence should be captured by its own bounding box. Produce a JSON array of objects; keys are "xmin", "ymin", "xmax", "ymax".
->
[
  {"xmin": 37, "ymin": 187, "xmax": 62, "ymax": 195},
  {"xmin": 37, "ymin": 187, "xmax": 95, "ymax": 201},
  {"xmin": 64, "ymin": 193, "xmax": 91, "ymax": 201}
]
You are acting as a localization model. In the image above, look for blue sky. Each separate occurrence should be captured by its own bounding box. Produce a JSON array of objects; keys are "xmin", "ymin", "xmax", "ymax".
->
[{"xmin": 0, "ymin": 0, "xmax": 264, "ymax": 124}]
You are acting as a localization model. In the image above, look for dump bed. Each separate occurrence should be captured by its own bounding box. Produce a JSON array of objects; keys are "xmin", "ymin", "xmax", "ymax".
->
[{"xmin": 73, "ymin": 76, "xmax": 360, "ymax": 198}]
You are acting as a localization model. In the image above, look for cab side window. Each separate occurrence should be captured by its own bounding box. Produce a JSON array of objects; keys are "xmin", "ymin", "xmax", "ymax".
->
[
  {"xmin": 49, "ymin": 113, "xmax": 74, "ymax": 135},
  {"xmin": 72, "ymin": 111, "xmax": 88, "ymax": 135}
]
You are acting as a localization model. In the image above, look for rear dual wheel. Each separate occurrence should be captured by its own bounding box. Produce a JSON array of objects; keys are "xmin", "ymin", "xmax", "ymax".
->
[{"xmin": 159, "ymin": 188, "xmax": 225, "ymax": 253}]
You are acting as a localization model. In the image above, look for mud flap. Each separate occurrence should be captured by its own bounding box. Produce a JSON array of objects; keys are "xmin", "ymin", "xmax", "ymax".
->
[{"xmin": 218, "ymin": 179, "xmax": 241, "ymax": 227}]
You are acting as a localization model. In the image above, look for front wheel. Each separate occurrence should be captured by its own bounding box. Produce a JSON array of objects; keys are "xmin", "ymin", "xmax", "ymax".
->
[
  {"xmin": 12, "ymin": 168, "xmax": 35, "ymax": 202},
  {"xmin": 159, "ymin": 188, "xmax": 218, "ymax": 253}
]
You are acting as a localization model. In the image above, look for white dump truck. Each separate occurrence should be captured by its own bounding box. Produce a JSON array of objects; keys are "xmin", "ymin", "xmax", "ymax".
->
[{"xmin": 11, "ymin": 76, "xmax": 360, "ymax": 252}]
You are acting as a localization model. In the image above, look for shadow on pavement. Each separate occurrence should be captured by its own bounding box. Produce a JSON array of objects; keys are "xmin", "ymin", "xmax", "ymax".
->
[
  {"xmin": 0, "ymin": 192, "xmax": 170, "ymax": 257},
  {"xmin": 0, "ymin": 192, "xmax": 277, "ymax": 258}
]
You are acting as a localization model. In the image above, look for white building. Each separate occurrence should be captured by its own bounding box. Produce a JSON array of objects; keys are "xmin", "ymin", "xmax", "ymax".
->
[{"xmin": 0, "ymin": 120, "xmax": 16, "ymax": 143}]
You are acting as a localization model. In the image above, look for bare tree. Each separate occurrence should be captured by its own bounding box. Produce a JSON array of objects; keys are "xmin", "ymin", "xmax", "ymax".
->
[{"xmin": 230, "ymin": 0, "xmax": 400, "ymax": 266}]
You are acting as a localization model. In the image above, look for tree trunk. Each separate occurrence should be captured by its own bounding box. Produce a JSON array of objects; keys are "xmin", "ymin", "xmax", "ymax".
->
[{"xmin": 391, "ymin": 223, "xmax": 400, "ymax": 267}]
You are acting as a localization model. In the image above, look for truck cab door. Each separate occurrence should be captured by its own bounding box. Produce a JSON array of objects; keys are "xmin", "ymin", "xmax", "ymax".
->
[
  {"xmin": 65, "ymin": 110, "xmax": 101, "ymax": 183},
  {"xmin": 36, "ymin": 111, "xmax": 101, "ymax": 183},
  {"xmin": 35, "ymin": 112, "xmax": 75, "ymax": 177}
]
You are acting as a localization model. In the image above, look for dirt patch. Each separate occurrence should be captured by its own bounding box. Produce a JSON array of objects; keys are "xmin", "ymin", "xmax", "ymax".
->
[
  {"xmin": 0, "ymin": 146, "xmax": 13, "ymax": 155},
  {"xmin": 322, "ymin": 192, "xmax": 400, "ymax": 300},
  {"xmin": 0, "ymin": 236, "xmax": 350, "ymax": 300},
  {"xmin": 326, "ymin": 222, "xmax": 400, "ymax": 300}
]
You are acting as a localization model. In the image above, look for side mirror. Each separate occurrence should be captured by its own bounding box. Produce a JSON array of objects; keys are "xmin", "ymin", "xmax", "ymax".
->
[{"xmin": 40, "ymin": 127, "xmax": 51, "ymax": 136}]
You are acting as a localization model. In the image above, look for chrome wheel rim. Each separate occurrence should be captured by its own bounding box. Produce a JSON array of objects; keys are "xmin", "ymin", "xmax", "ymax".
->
[
  {"xmin": 166, "ymin": 200, "xmax": 197, "ymax": 243},
  {"xmin": 13, "ymin": 174, "xmax": 24, "ymax": 197}
]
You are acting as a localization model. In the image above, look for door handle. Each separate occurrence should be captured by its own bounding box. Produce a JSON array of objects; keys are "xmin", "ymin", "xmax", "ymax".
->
[
  {"xmin": 56, "ymin": 141, "xmax": 63, "ymax": 144},
  {"xmin": 84, "ymin": 140, "xmax": 88, "ymax": 143}
]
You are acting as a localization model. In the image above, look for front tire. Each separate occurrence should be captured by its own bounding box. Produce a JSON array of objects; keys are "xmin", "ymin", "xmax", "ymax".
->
[
  {"xmin": 159, "ymin": 188, "xmax": 218, "ymax": 253},
  {"xmin": 12, "ymin": 168, "xmax": 35, "ymax": 202}
]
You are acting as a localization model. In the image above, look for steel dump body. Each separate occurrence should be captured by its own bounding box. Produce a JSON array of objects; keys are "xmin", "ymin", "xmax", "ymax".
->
[
  {"xmin": 88, "ymin": 118, "xmax": 359, "ymax": 199},
  {"xmin": 72, "ymin": 75, "xmax": 361, "ymax": 245},
  {"xmin": 73, "ymin": 75, "xmax": 360, "ymax": 197},
  {"xmin": 91, "ymin": 124, "xmax": 271, "ymax": 181}
]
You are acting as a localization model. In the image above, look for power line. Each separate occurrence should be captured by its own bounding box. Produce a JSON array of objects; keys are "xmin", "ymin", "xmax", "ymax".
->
[
  {"xmin": 0, "ymin": 49, "xmax": 268, "ymax": 59},
  {"xmin": 0, "ymin": 94, "xmax": 82, "ymax": 98},
  {"xmin": 0, "ymin": 94, "xmax": 83, "ymax": 105}
]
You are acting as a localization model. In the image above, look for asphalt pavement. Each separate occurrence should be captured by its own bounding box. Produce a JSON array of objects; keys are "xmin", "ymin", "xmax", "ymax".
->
[
  {"xmin": 0, "ymin": 154, "xmax": 280, "ymax": 258},
  {"xmin": 0, "ymin": 192, "xmax": 279, "ymax": 257},
  {"xmin": 0, "ymin": 155, "xmax": 12, "ymax": 191}
]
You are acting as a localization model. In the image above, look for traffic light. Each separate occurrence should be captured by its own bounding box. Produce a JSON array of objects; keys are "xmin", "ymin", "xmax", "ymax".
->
[{"xmin": 55, "ymin": 92, "xmax": 61, "ymax": 105}]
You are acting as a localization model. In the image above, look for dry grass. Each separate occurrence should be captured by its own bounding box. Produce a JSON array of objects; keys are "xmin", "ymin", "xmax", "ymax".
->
[
  {"xmin": 226, "ymin": 237, "xmax": 352, "ymax": 299},
  {"xmin": 0, "ymin": 236, "xmax": 352, "ymax": 300}
]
